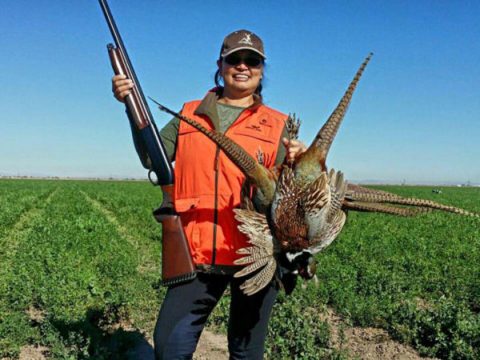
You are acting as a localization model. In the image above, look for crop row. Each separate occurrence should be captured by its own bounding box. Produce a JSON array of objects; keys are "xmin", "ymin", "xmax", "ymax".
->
[
  {"xmin": 209, "ymin": 186, "xmax": 480, "ymax": 359},
  {"xmin": 301, "ymin": 187, "xmax": 480, "ymax": 359},
  {"xmin": 0, "ymin": 182, "xmax": 162, "ymax": 358},
  {"xmin": 0, "ymin": 180, "xmax": 57, "ymax": 240},
  {"xmin": 0, "ymin": 180, "xmax": 478, "ymax": 359},
  {"xmin": 78, "ymin": 180, "xmax": 164, "ymax": 331}
]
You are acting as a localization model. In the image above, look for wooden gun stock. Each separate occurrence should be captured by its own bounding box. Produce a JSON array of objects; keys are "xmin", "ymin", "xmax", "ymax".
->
[{"xmin": 153, "ymin": 185, "xmax": 197, "ymax": 286}]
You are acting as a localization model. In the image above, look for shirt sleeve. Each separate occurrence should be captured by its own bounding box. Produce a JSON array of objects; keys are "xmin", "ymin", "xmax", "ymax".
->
[{"xmin": 158, "ymin": 116, "xmax": 180, "ymax": 162}]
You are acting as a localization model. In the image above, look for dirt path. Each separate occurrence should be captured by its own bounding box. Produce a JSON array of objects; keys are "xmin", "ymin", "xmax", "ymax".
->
[
  {"xmin": 14, "ymin": 327, "xmax": 228, "ymax": 360},
  {"xmin": 16, "ymin": 309, "xmax": 435, "ymax": 359},
  {"xmin": 126, "ymin": 310, "xmax": 435, "ymax": 360},
  {"xmin": 191, "ymin": 311, "xmax": 436, "ymax": 360},
  {"xmin": 18, "ymin": 346, "xmax": 49, "ymax": 360},
  {"xmin": 125, "ymin": 328, "xmax": 228, "ymax": 360},
  {"xmin": 193, "ymin": 329, "xmax": 229, "ymax": 360},
  {"xmin": 321, "ymin": 308, "xmax": 437, "ymax": 360}
]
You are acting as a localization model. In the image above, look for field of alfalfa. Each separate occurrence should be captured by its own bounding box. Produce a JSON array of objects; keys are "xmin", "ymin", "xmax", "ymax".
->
[{"xmin": 0, "ymin": 179, "xmax": 479, "ymax": 359}]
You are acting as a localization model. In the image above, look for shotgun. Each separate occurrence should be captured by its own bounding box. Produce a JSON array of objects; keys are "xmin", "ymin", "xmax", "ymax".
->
[{"xmin": 98, "ymin": 0, "xmax": 197, "ymax": 286}]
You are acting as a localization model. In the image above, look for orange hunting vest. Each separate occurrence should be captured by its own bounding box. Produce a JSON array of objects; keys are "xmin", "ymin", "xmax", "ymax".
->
[{"xmin": 174, "ymin": 97, "xmax": 287, "ymax": 268}]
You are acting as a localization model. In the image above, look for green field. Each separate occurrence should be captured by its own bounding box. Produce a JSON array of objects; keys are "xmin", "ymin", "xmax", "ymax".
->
[{"xmin": 0, "ymin": 179, "xmax": 479, "ymax": 359}]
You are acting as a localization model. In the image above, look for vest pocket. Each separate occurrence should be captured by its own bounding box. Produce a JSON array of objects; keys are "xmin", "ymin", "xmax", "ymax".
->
[{"xmin": 175, "ymin": 197, "xmax": 201, "ymax": 254}]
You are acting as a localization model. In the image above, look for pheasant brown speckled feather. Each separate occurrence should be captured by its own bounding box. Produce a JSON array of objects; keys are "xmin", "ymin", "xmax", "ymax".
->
[
  {"xmin": 295, "ymin": 53, "xmax": 373, "ymax": 182},
  {"xmin": 233, "ymin": 209, "xmax": 278, "ymax": 295},
  {"xmin": 344, "ymin": 187, "xmax": 479, "ymax": 217},
  {"xmin": 346, "ymin": 183, "xmax": 402, "ymax": 198},
  {"xmin": 151, "ymin": 54, "xmax": 478, "ymax": 296},
  {"xmin": 286, "ymin": 114, "xmax": 301, "ymax": 140},
  {"xmin": 149, "ymin": 97, "xmax": 277, "ymax": 205}
]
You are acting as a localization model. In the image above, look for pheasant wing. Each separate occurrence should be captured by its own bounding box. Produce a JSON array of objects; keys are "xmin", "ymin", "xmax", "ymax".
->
[
  {"xmin": 307, "ymin": 169, "xmax": 348, "ymax": 253},
  {"xmin": 302, "ymin": 172, "xmax": 330, "ymax": 240},
  {"xmin": 308, "ymin": 210, "xmax": 347, "ymax": 254},
  {"xmin": 233, "ymin": 209, "xmax": 278, "ymax": 295}
]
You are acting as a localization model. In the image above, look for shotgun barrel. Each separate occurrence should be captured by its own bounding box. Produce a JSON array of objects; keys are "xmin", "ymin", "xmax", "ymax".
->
[
  {"xmin": 99, "ymin": 0, "xmax": 173, "ymax": 186},
  {"xmin": 98, "ymin": 0, "xmax": 196, "ymax": 286}
]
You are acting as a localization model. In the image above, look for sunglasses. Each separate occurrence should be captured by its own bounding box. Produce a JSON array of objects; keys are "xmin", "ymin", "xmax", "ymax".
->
[{"xmin": 224, "ymin": 53, "xmax": 263, "ymax": 67}]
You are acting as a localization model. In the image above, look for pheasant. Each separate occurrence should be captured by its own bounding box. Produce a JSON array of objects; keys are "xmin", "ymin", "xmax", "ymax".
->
[{"xmin": 151, "ymin": 53, "xmax": 478, "ymax": 295}]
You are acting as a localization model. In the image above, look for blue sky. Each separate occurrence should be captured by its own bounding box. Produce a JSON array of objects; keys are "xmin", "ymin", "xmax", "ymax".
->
[{"xmin": 1, "ymin": 1, "xmax": 479, "ymax": 184}]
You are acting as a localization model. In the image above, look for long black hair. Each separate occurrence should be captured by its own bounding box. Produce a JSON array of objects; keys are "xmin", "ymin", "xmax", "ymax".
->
[{"xmin": 214, "ymin": 58, "xmax": 264, "ymax": 97}]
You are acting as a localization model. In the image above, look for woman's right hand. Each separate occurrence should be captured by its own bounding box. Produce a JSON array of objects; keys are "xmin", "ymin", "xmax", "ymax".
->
[{"xmin": 112, "ymin": 74, "xmax": 134, "ymax": 103}]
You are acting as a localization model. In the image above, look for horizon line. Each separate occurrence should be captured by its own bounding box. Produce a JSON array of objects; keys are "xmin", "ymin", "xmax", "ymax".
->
[{"xmin": 1, "ymin": 175, "xmax": 479, "ymax": 187}]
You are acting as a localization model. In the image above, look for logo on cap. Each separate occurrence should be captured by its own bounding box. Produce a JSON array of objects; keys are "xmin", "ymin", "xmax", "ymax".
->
[{"xmin": 238, "ymin": 33, "xmax": 253, "ymax": 46}]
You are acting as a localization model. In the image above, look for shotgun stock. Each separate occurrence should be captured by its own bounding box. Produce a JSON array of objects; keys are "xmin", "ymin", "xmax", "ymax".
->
[{"xmin": 99, "ymin": 0, "xmax": 196, "ymax": 286}]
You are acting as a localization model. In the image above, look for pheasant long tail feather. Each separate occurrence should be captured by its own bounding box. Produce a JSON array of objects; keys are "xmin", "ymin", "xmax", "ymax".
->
[
  {"xmin": 346, "ymin": 191, "xmax": 479, "ymax": 217},
  {"xmin": 346, "ymin": 183, "xmax": 402, "ymax": 198},
  {"xmin": 149, "ymin": 97, "xmax": 275, "ymax": 203},
  {"xmin": 343, "ymin": 201, "xmax": 424, "ymax": 216},
  {"xmin": 151, "ymin": 98, "xmax": 257, "ymax": 174},
  {"xmin": 300, "ymin": 53, "xmax": 373, "ymax": 170}
]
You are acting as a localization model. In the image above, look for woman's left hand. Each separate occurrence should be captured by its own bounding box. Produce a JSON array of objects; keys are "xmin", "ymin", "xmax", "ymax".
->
[{"xmin": 282, "ymin": 138, "xmax": 307, "ymax": 162}]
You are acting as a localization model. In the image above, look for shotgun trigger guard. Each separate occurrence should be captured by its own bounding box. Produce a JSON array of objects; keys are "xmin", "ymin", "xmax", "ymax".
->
[{"xmin": 148, "ymin": 169, "xmax": 159, "ymax": 186}]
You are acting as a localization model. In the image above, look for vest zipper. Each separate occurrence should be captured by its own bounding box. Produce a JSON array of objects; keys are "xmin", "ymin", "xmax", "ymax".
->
[{"xmin": 211, "ymin": 145, "xmax": 221, "ymax": 265}]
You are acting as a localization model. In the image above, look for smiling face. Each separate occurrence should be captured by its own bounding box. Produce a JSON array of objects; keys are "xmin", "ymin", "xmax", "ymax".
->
[{"xmin": 218, "ymin": 50, "xmax": 264, "ymax": 100}]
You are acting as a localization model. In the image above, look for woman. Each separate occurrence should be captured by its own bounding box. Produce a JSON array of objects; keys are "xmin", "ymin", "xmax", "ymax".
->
[{"xmin": 113, "ymin": 29, "xmax": 306, "ymax": 359}]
